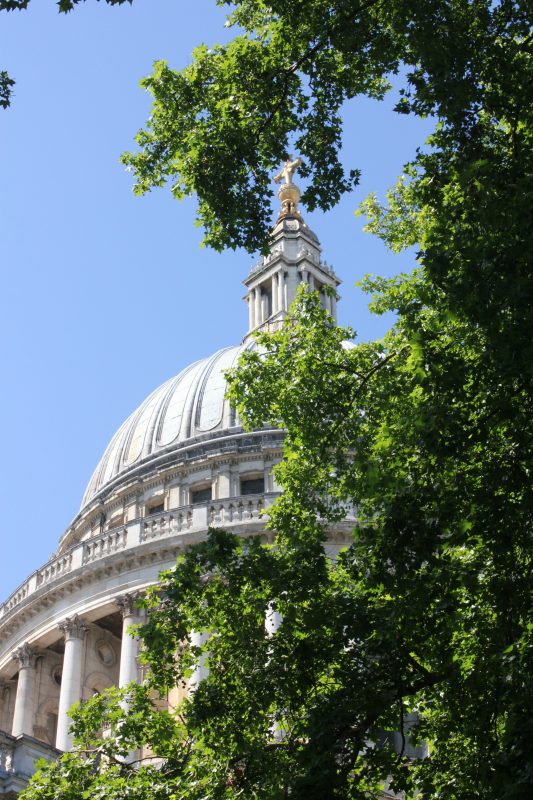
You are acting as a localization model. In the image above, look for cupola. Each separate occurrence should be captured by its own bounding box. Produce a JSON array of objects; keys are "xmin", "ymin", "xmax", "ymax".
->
[{"xmin": 243, "ymin": 158, "xmax": 341, "ymax": 339}]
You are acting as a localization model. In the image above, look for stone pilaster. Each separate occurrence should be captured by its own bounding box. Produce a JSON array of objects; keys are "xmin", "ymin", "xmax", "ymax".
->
[
  {"xmin": 56, "ymin": 615, "xmax": 88, "ymax": 752},
  {"xmin": 11, "ymin": 644, "xmax": 38, "ymax": 737},
  {"xmin": 217, "ymin": 464, "xmax": 231, "ymax": 499}
]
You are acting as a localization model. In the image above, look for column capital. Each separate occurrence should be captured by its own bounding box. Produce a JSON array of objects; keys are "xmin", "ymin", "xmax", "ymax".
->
[
  {"xmin": 58, "ymin": 614, "xmax": 89, "ymax": 642},
  {"xmin": 12, "ymin": 643, "xmax": 38, "ymax": 670},
  {"xmin": 115, "ymin": 592, "xmax": 142, "ymax": 619}
]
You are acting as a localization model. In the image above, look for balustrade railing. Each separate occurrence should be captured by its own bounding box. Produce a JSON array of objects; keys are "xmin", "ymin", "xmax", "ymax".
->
[
  {"xmin": 82, "ymin": 527, "xmax": 128, "ymax": 564},
  {"xmin": 36, "ymin": 554, "xmax": 73, "ymax": 587},
  {"xmin": 141, "ymin": 511, "xmax": 192, "ymax": 542},
  {"xmin": 0, "ymin": 494, "xmax": 279, "ymax": 619},
  {"xmin": 3, "ymin": 584, "xmax": 29, "ymax": 615},
  {"xmin": 209, "ymin": 495, "xmax": 265, "ymax": 524}
]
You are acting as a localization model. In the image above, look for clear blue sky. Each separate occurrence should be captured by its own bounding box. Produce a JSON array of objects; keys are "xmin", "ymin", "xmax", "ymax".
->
[{"xmin": 0, "ymin": 0, "xmax": 432, "ymax": 599}]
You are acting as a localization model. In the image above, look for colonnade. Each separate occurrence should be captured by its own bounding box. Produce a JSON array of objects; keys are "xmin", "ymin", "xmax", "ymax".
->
[
  {"xmin": 248, "ymin": 271, "xmax": 287, "ymax": 330},
  {"xmin": 9, "ymin": 597, "xmax": 284, "ymax": 752},
  {"xmin": 9, "ymin": 592, "xmax": 142, "ymax": 752},
  {"xmin": 247, "ymin": 267, "xmax": 337, "ymax": 331}
]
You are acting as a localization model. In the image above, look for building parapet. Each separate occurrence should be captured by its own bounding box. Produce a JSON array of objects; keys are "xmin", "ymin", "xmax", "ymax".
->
[
  {"xmin": 0, "ymin": 494, "xmax": 280, "ymax": 623},
  {"xmin": 0, "ymin": 731, "xmax": 59, "ymax": 795}
]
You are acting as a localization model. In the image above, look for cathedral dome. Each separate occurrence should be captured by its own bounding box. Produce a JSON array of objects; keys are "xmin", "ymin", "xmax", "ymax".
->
[
  {"xmin": 81, "ymin": 344, "xmax": 248, "ymax": 508},
  {"xmin": 0, "ymin": 166, "xmax": 354, "ymax": 774}
]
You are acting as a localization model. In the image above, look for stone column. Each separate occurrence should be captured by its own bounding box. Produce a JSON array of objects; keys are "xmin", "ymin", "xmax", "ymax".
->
[
  {"xmin": 262, "ymin": 290, "xmax": 270, "ymax": 322},
  {"xmin": 278, "ymin": 272, "xmax": 285, "ymax": 312},
  {"xmin": 247, "ymin": 294, "xmax": 254, "ymax": 330},
  {"xmin": 265, "ymin": 604, "xmax": 282, "ymax": 636},
  {"xmin": 115, "ymin": 593, "xmax": 142, "ymax": 688},
  {"xmin": 285, "ymin": 267, "xmax": 299, "ymax": 309},
  {"xmin": 330, "ymin": 292, "xmax": 337, "ymax": 321},
  {"xmin": 309, "ymin": 272, "xmax": 315, "ymax": 291},
  {"xmin": 265, "ymin": 604, "xmax": 284, "ymax": 740},
  {"xmin": 254, "ymin": 287, "xmax": 262, "ymax": 327},
  {"xmin": 56, "ymin": 615, "xmax": 88, "ymax": 752},
  {"xmin": 0, "ymin": 680, "xmax": 11, "ymax": 733},
  {"xmin": 271, "ymin": 275, "xmax": 278, "ymax": 316},
  {"xmin": 189, "ymin": 630, "xmax": 209, "ymax": 693},
  {"xmin": 11, "ymin": 644, "xmax": 38, "ymax": 737}
]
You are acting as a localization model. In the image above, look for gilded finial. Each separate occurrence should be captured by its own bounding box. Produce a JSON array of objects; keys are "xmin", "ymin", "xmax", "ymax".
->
[{"xmin": 273, "ymin": 157, "xmax": 303, "ymax": 218}]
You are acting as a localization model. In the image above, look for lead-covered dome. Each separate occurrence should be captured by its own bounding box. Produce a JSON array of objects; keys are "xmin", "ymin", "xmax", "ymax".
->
[
  {"xmin": 81, "ymin": 344, "xmax": 249, "ymax": 508},
  {"xmin": 80, "ymin": 194, "xmax": 340, "ymax": 513}
]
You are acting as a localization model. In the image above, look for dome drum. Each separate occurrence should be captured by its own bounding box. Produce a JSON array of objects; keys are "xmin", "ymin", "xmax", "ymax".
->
[{"xmin": 59, "ymin": 426, "xmax": 285, "ymax": 554}]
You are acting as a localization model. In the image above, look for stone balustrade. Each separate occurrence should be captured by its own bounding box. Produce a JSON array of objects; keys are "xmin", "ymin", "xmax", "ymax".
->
[
  {"xmin": 339, "ymin": 502, "xmax": 357, "ymax": 520},
  {"xmin": 209, "ymin": 495, "xmax": 265, "ymax": 525},
  {"xmin": 0, "ymin": 493, "xmax": 357, "ymax": 622},
  {"xmin": 3, "ymin": 584, "xmax": 29, "ymax": 615},
  {"xmin": 0, "ymin": 495, "xmax": 280, "ymax": 621},
  {"xmin": 36, "ymin": 554, "xmax": 73, "ymax": 588},
  {"xmin": 141, "ymin": 511, "xmax": 192, "ymax": 542},
  {"xmin": 248, "ymin": 251, "xmax": 332, "ymax": 277},
  {"xmin": 82, "ymin": 527, "xmax": 128, "ymax": 564}
]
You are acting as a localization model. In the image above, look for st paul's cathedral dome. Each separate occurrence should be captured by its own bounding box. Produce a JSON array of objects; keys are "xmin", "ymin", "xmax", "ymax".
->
[{"xmin": 0, "ymin": 164, "xmax": 354, "ymax": 795}]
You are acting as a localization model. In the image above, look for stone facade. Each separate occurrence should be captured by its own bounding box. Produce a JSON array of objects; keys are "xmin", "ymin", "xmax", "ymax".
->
[{"xmin": 0, "ymin": 731, "xmax": 60, "ymax": 796}]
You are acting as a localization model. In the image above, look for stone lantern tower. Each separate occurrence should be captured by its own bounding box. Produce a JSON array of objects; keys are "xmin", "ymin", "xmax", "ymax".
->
[{"xmin": 243, "ymin": 158, "xmax": 340, "ymax": 337}]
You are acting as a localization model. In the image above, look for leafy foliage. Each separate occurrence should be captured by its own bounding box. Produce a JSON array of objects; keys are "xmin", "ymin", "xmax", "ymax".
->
[
  {"xmin": 21, "ymin": 280, "xmax": 532, "ymax": 798},
  {"xmin": 123, "ymin": 0, "xmax": 532, "ymax": 252},
  {"xmin": 18, "ymin": 1, "xmax": 533, "ymax": 798},
  {"xmin": 0, "ymin": 70, "xmax": 15, "ymax": 108}
]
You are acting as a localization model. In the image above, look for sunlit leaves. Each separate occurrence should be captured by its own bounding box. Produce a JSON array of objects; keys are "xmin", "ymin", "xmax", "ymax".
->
[
  {"xmin": 122, "ymin": 1, "xmax": 532, "ymax": 253},
  {"xmin": 17, "ymin": 2, "xmax": 533, "ymax": 798}
]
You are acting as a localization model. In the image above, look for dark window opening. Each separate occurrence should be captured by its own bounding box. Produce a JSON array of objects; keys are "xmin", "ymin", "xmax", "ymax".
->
[
  {"xmin": 241, "ymin": 477, "xmax": 265, "ymax": 496},
  {"xmin": 264, "ymin": 287, "xmax": 272, "ymax": 318},
  {"xmin": 147, "ymin": 503, "xmax": 164, "ymax": 516},
  {"xmin": 191, "ymin": 486, "xmax": 212, "ymax": 504}
]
